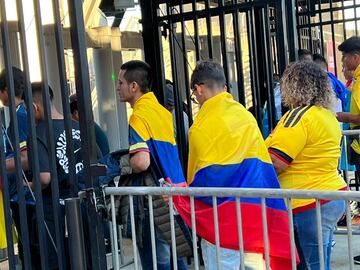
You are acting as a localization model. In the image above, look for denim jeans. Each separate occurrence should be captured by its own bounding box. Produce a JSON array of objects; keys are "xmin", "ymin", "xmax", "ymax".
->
[
  {"xmin": 294, "ymin": 200, "xmax": 346, "ymax": 270},
  {"xmin": 201, "ymin": 239, "xmax": 265, "ymax": 270},
  {"xmin": 137, "ymin": 210, "xmax": 187, "ymax": 270}
]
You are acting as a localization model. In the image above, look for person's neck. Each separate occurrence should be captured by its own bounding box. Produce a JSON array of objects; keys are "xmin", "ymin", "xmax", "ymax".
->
[
  {"xmin": 15, "ymin": 97, "xmax": 23, "ymax": 107},
  {"xmin": 51, "ymin": 105, "xmax": 63, "ymax": 120},
  {"xmin": 130, "ymin": 92, "xmax": 145, "ymax": 108}
]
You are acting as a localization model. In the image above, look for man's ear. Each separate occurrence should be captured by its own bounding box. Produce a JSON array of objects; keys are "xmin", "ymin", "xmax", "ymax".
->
[{"xmin": 131, "ymin": 81, "xmax": 138, "ymax": 93}]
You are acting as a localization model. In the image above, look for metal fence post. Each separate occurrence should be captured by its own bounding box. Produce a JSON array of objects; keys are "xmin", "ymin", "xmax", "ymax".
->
[{"xmin": 65, "ymin": 198, "xmax": 87, "ymax": 270}]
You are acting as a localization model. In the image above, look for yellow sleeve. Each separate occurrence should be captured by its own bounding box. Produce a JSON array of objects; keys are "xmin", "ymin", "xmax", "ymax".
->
[{"xmin": 266, "ymin": 108, "xmax": 308, "ymax": 164}]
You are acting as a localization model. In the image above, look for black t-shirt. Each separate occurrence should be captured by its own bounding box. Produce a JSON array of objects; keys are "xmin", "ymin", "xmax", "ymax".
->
[{"xmin": 35, "ymin": 119, "xmax": 83, "ymax": 199}]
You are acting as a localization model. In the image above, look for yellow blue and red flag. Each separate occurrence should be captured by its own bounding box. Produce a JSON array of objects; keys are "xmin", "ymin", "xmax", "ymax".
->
[
  {"xmin": 173, "ymin": 93, "xmax": 297, "ymax": 269},
  {"xmin": 129, "ymin": 92, "xmax": 186, "ymax": 185}
]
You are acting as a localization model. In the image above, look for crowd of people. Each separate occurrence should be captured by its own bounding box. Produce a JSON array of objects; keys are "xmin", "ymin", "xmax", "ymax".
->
[{"xmin": 0, "ymin": 35, "xmax": 360, "ymax": 270}]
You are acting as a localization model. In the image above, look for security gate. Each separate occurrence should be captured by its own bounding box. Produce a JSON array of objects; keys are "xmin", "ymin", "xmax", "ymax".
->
[
  {"xmin": 139, "ymin": 0, "xmax": 296, "ymax": 168},
  {"xmin": 296, "ymin": 0, "xmax": 360, "ymax": 79},
  {"xmin": 0, "ymin": 0, "xmax": 105, "ymax": 269}
]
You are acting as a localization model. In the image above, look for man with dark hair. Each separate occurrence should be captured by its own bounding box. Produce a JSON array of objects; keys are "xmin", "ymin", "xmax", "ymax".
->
[
  {"xmin": 313, "ymin": 53, "xmax": 347, "ymax": 113},
  {"xmin": 175, "ymin": 60, "xmax": 293, "ymax": 269},
  {"xmin": 69, "ymin": 94, "xmax": 110, "ymax": 157},
  {"xmin": 298, "ymin": 49, "xmax": 313, "ymax": 61},
  {"xmin": 0, "ymin": 67, "xmax": 29, "ymax": 173},
  {"xmin": 117, "ymin": 60, "xmax": 189, "ymax": 270},
  {"xmin": 337, "ymin": 36, "xmax": 360, "ymax": 265},
  {"xmin": 0, "ymin": 67, "xmax": 29, "ymax": 255},
  {"xmin": 26, "ymin": 82, "xmax": 83, "ymax": 269}
]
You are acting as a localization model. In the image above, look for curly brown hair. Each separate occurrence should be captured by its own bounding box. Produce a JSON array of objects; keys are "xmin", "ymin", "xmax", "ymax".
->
[{"xmin": 281, "ymin": 61, "xmax": 336, "ymax": 110}]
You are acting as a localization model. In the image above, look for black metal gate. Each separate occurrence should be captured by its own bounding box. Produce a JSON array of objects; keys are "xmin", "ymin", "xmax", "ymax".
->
[
  {"xmin": 0, "ymin": 0, "xmax": 105, "ymax": 269},
  {"xmin": 296, "ymin": 0, "xmax": 360, "ymax": 79},
  {"xmin": 139, "ymin": 0, "xmax": 297, "ymax": 167}
]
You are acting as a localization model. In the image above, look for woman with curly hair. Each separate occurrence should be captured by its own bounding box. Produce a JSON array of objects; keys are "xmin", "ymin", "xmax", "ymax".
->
[{"xmin": 266, "ymin": 61, "xmax": 347, "ymax": 270}]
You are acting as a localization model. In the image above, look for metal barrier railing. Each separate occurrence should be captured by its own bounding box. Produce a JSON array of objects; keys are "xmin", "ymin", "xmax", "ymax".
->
[
  {"xmin": 104, "ymin": 187, "xmax": 360, "ymax": 270},
  {"xmin": 342, "ymin": 129, "xmax": 360, "ymax": 191}
]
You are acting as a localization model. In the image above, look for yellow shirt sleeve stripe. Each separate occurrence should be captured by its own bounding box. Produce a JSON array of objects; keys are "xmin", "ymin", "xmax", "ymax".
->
[{"xmin": 129, "ymin": 142, "xmax": 149, "ymax": 152}]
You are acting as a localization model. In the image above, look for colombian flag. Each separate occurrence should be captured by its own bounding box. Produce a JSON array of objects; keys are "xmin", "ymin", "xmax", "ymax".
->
[
  {"xmin": 173, "ymin": 93, "xmax": 297, "ymax": 269},
  {"xmin": 128, "ymin": 92, "xmax": 186, "ymax": 185}
]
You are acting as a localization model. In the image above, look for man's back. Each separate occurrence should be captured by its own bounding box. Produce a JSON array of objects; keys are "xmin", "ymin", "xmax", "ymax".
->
[
  {"xmin": 35, "ymin": 119, "xmax": 83, "ymax": 199},
  {"xmin": 188, "ymin": 92, "xmax": 276, "ymax": 188}
]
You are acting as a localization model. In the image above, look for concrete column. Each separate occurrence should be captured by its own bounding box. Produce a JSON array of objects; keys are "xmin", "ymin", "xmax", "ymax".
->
[
  {"xmin": 44, "ymin": 28, "xmax": 63, "ymax": 113},
  {"xmin": 92, "ymin": 46, "xmax": 128, "ymax": 151}
]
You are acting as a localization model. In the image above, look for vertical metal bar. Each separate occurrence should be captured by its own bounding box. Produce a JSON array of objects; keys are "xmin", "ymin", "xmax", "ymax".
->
[
  {"xmin": 50, "ymin": 1, "xmax": 75, "ymax": 266},
  {"xmin": 33, "ymin": 0, "xmax": 65, "ymax": 268},
  {"xmin": 148, "ymin": 195, "xmax": 157, "ymax": 270},
  {"xmin": 205, "ymin": 0, "xmax": 214, "ymax": 59},
  {"xmin": 342, "ymin": 0, "xmax": 347, "ymax": 40},
  {"xmin": 232, "ymin": 6, "xmax": 246, "ymax": 105},
  {"xmin": 329, "ymin": 0, "xmax": 338, "ymax": 76},
  {"xmin": 318, "ymin": 0, "xmax": 325, "ymax": 55},
  {"xmin": 192, "ymin": 0, "xmax": 201, "ymax": 61},
  {"xmin": 190, "ymin": 196, "xmax": 199, "ymax": 270},
  {"xmin": 218, "ymin": 0, "xmax": 230, "ymax": 88},
  {"xmin": 0, "ymin": 120, "xmax": 16, "ymax": 270},
  {"xmin": 212, "ymin": 196, "xmax": 221, "ymax": 270},
  {"xmin": 343, "ymin": 135, "xmax": 349, "ymax": 184},
  {"xmin": 0, "ymin": 1, "xmax": 32, "ymax": 269},
  {"xmin": 276, "ymin": 0, "xmax": 289, "ymax": 74},
  {"xmin": 17, "ymin": 0, "xmax": 53, "ymax": 267},
  {"xmin": 67, "ymin": 0, "xmax": 97, "ymax": 189},
  {"xmin": 287, "ymin": 198, "xmax": 297, "ymax": 270},
  {"xmin": 139, "ymin": 0, "xmax": 166, "ymax": 104},
  {"xmin": 129, "ymin": 195, "xmax": 139, "ymax": 270},
  {"xmin": 109, "ymin": 222, "xmax": 117, "ymax": 269},
  {"xmin": 346, "ymin": 200, "xmax": 354, "ymax": 269},
  {"xmin": 354, "ymin": 0, "xmax": 358, "ymax": 35},
  {"xmin": 169, "ymin": 196, "xmax": 178, "ymax": 270},
  {"xmin": 235, "ymin": 197, "xmax": 245, "ymax": 270},
  {"xmin": 262, "ymin": 5, "xmax": 275, "ymax": 131},
  {"xmin": 295, "ymin": 0, "xmax": 302, "ymax": 58},
  {"xmin": 179, "ymin": 1, "xmax": 194, "ymax": 126},
  {"xmin": 261, "ymin": 197, "xmax": 270, "ymax": 270},
  {"xmin": 315, "ymin": 200, "xmax": 325, "ymax": 270},
  {"xmin": 65, "ymin": 198, "xmax": 87, "ymax": 269},
  {"xmin": 167, "ymin": 3, "xmax": 186, "ymax": 169},
  {"xmin": 307, "ymin": 0, "xmax": 313, "ymax": 52},
  {"xmin": 111, "ymin": 195, "xmax": 120, "ymax": 270},
  {"xmin": 246, "ymin": 8, "xmax": 261, "ymax": 124},
  {"xmin": 52, "ymin": 0, "xmax": 77, "ymax": 197}
]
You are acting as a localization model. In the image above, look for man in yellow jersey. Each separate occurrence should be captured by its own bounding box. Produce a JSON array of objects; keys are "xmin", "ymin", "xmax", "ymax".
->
[
  {"xmin": 267, "ymin": 61, "xmax": 346, "ymax": 269},
  {"xmin": 116, "ymin": 60, "xmax": 188, "ymax": 270},
  {"xmin": 337, "ymin": 36, "xmax": 360, "ymax": 265}
]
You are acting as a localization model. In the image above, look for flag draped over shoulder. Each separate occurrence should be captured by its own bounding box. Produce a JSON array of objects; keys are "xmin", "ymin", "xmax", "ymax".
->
[
  {"xmin": 173, "ymin": 92, "xmax": 297, "ymax": 269},
  {"xmin": 128, "ymin": 92, "xmax": 186, "ymax": 185}
]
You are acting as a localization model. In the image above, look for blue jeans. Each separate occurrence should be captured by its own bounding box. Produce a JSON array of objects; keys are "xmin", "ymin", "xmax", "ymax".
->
[
  {"xmin": 137, "ymin": 210, "xmax": 187, "ymax": 270},
  {"xmin": 294, "ymin": 200, "xmax": 345, "ymax": 270}
]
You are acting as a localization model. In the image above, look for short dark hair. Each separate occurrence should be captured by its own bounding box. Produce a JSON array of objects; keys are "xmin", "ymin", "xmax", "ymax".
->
[
  {"xmin": 0, "ymin": 67, "xmax": 27, "ymax": 98},
  {"xmin": 31, "ymin": 82, "xmax": 54, "ymax": 103},
  {"xmin": 120, "ymin": 60, "xmax": 152, "ymax": 93},
  {"xmin": 190, "ymin": 60, "xmax": 226, "ymax": 90},
  {"xmin": 298, "ymin": 49, "xmax": 313, "ymax": 61},
  {"xmin": 313, "ymin": 53, "xmax": 328, "ymax": 69},
  {"xmin": 338, "ymin": 36, "xmax": 360, "ymax": 54},
  {"xmin": 69, "ymin": 94, "xmax": 78, "ymax": 114}
]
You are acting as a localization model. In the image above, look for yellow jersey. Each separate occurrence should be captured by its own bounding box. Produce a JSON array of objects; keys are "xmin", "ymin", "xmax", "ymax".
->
[{"xmin": 266, "ymin": 105, "xmax": 346, "ymax": 210}]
